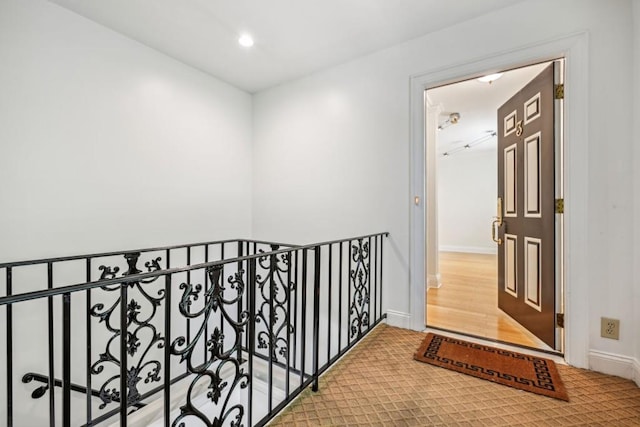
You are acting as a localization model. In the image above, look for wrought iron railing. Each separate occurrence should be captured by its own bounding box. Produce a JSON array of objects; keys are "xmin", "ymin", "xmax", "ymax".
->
[{"xmin": 0, "ymin": 233, "xmax": 388, "ymax": 426}]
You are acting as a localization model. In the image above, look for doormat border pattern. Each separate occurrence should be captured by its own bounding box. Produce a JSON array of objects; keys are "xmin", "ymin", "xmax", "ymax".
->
[{"xmin": 414, "ymin": 333, "xmax": 569, "ymax": 401}]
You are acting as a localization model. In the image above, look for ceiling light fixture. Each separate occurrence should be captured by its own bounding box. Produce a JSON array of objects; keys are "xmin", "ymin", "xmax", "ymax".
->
[
  {"xmin": 477, "ymin": 73, "xmax": 503, "ymax": 84},
  {"xmin": 238, "ymin": 34, "xmax": 254, "ymax": 47},
  {"xmin": 438, "ymin": 112, "xmax": 461, "ymax": 131},
  {"xmin": 441, "ymin": 131, "xmax": 497, "ymax": 157}
]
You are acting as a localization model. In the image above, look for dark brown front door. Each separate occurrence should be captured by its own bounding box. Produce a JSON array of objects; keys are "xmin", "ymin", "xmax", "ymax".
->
[{"xmin": 496, "ymin": 63, "xmax": 557, "ymax": 348}]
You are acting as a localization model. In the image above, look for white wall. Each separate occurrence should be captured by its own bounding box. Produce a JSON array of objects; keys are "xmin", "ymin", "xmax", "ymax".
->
[
  {"xmin": 252, "ymin": 0, "xmax": 636, "ymax": 369},
  {"xmin": 0, "ymin": 2, "xmax": 253, "ymax": 424},
  {"xmin": 252, "ymin": 65, "xmax": 409, "ymax": 314},
  {"xmin": 0, "ymin": 1, "xmax": 253, "ymax": 263},
  {"xmin": 437, "ymin": 148, "xmax": 497, "ymax": 254}
]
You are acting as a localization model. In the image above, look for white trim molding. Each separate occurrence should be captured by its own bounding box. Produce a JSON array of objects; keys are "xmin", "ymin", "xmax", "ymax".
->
[
  {"xmin": 589, "ymin": 350, "xmax": 639, "ymax": 381},
  {"xmin": 633, "ymin": 358, "xmax": 640, "ymax": 387},
  {"xmin": 409, "ymin": 31, "xmax": 590, "ymax": 368},
  {"xmin": 427, "ymin": 273, "xmax": 442, "ymax": 289},
  {"xmin": 439, "ymin": 245, "xmax": 497, "ymax": 255},
  {"xmin": 385, "ymin": 310, "xmax": 412, "ymax": 329}
]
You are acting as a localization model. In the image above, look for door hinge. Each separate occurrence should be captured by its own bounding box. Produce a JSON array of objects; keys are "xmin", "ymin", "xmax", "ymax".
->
[
  {"xmin": 555, "ymin": 198, "xmax": 564, "ymax": 214},
  {"xmin": 554, "ymin": 84, "xmax": 564, "ymax": 99},
  {"xmin": 556, "ymin": 313, "xmax": 565, "ymax": 328}
]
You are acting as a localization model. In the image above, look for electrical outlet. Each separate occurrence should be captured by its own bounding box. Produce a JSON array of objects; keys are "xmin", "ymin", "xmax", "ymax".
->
[{"xmin": 601, "ymin": 317, "xmax": 620, "ymax": 340}]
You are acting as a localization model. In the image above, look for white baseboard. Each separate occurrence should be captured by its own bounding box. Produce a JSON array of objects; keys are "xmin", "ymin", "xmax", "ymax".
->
[
  {"xmin": 589, "ymin": 350, "xmax": 639, "ymax": 382},
  {"xmin": 439, "ymin": 245, "xmax": 497, "ymax": 255},
  {"xmin": 386, "ymin": 310, "xmax": 412, "ymax": 329},
  {"xmin": 427, "ymin": 273, "xmax": 442, "ymax": 289}
]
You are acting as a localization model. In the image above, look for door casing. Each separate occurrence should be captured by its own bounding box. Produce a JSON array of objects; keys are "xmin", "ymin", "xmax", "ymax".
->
[{"xmin": 408, "ymin": 32, "xmax": 589, "ymax": 368}]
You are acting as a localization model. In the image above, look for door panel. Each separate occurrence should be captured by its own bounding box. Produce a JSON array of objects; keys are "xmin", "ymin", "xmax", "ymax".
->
[
  {"xmin": 504, "ymin": 144, "xmax": 517, "ymax": 217},
  {"xmin": 524, "ymin": 132, "xmax": 541, "ymax": 217},
  {"xmin": 524, "ymin": 237, "xmax": 542, "ymax": 311},
  {"xmin": 504, "ymin": 234, "xmax": 517, "ymax": 297},
  {"xmin": 497, "ymin": 63, "xmax": 556, "ymax": 348}
]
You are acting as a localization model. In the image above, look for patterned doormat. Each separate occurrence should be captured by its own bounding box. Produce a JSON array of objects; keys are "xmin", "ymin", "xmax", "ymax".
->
[{"xmin": 414, "ymin": 333, "xmax": 569, "ymax": 401}]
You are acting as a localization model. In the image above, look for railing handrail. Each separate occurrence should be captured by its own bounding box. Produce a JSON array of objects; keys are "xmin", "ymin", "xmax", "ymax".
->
[
  {"xmin": 0, "ymin": 238, "xmax": 297, "ymax": 269},
  {"xmin": 0, "ymin": 232, "xmax": 389, "ymax": 306}
]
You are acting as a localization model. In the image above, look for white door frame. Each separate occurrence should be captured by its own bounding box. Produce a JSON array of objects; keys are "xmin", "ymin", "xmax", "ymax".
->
[{"xmin": 409, "ymin": 32, "xmax": 589, "ymax": 368}]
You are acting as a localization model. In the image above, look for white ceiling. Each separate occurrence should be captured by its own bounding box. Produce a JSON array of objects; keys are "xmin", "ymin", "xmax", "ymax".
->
[
  {"xmin": 50, "ymin": 0, "xmax": 524, "ymax": 93},
  {"xmin": 428, "ymin": 62, "xmax": 551, "ymax": 157}
]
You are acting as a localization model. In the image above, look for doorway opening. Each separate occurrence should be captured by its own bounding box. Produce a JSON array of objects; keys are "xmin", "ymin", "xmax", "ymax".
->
[{"xmin": 424, "ymin": 60, "xmax": 564, "ymax": 353}]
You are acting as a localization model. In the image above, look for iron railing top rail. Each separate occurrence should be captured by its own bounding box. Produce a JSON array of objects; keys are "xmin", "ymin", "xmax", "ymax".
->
[
  {"xmin": 0, "ymin": 232, "xmax": 389, "ymax": 306},
  {"xmin": 0, "ymin": 238, "xmax": 297, "ymax": 268}
]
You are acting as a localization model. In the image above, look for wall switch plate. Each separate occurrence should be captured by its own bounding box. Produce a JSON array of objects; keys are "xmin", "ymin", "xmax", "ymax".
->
[{"xmin": 601, "ymin": 317, "xmax": 620, "ymax": 340}]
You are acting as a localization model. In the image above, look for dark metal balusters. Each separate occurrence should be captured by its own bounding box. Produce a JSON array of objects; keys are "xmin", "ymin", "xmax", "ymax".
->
[
  {"xmin": 165, "ymin": 247, "xmax": 172, "ymax": 427},
  {"xmin": 268, "ymin": 250, "xmax": 275, "ymax": 413},
  {"xmin": 220, "ymin": 243, "xmax": 225, "ymax": 350},
  {"xmin": 62, "ymin": 293, "xmax": 72, "ymax": 427},
  {"xmin": 348, "ymin": 241, "xmax": 352, "ymax": 347},
  {"xmin": 119, "ymin": 284, "xmax": 128, "ymax": 427},
  {"xmin": 327, "ymin": 244, "xmax": 332, "ymax": 363},
  {"xmin": 248, "ymin": 257, "xmax": 257, "ymax": 427},
  {"xmin": 285, "ymin": 250, "xmax": 292, "ymax": 397},
  {"xmin": 163, "ymin": 274, "xmax": 171, "ymax": 427},
  {"xmin": 6, "ymin": 267, "xmax": 13, "ymax": 427},
  {"xmin": 312, "ymin": 247, "xmax": 321, "ymax": 392},
  {"xmin": 380, "ymin": 235, "xmax": 385, "ymax": 320},
  {"xmin": 186, "ymin": 246, "xmax": 191, "ymax": 366},
  {"xmin": 338, "ymin": 242, "xmax": 343, "ymax": 355},
  {"xmin": 373, "ymin": 236, "xmax": 378, "ymax": 322},
  {"xmin": 300, "ymin": 249, "xmax": 307, "ymax": 387},
  {"xmin": 47, "ymin": 262, "xmax": 55, "ymax": 427},
  {"xmin": 237, "ymin": 242, "xmax": 243, "ymax": 362},
  {"xmin": 292, "ymin": 250, "xmax": 299, "ymax": 373},
  {"xmin": 367, "ymin": 236, "xmax": 372, "ymax": 335},
  {"xmin": 85, "ymin": 258, "xmax": 92, "ymax": 426},
  {"xmin": 204, "ymin": 244, "xmax": 209, "ymax": 364}
]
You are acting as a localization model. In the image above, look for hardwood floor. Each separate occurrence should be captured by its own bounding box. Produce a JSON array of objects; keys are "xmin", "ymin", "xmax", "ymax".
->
[{"xmin": 426, "ymin": 251, "xmax": 553, "ymax": 351}]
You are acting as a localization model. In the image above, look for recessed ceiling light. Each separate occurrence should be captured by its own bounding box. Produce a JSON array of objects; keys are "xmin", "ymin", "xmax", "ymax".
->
[
  {"xmin": 238, "ymin": 34, "xmax": 254, "ymax": 48},
  {"xmin": 477, "ymin": 73, "xmax": 503, "ymax": 83}
]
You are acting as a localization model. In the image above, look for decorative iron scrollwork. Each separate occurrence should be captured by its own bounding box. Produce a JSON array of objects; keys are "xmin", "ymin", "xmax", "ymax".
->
[
  {"xmin": 90, "ymin": 252, "xmax": 165, "ymax": 410},
  {"xmin": 255, "ymin": 245, "xmax": 295, "ymax": 363},
  {"xmin": 350, "ymin": 239, "xmax": 370, "ymax": 339},
  {"xmin": 170, "ymin": 265, "xmax": 249, "ymax": 427}
]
